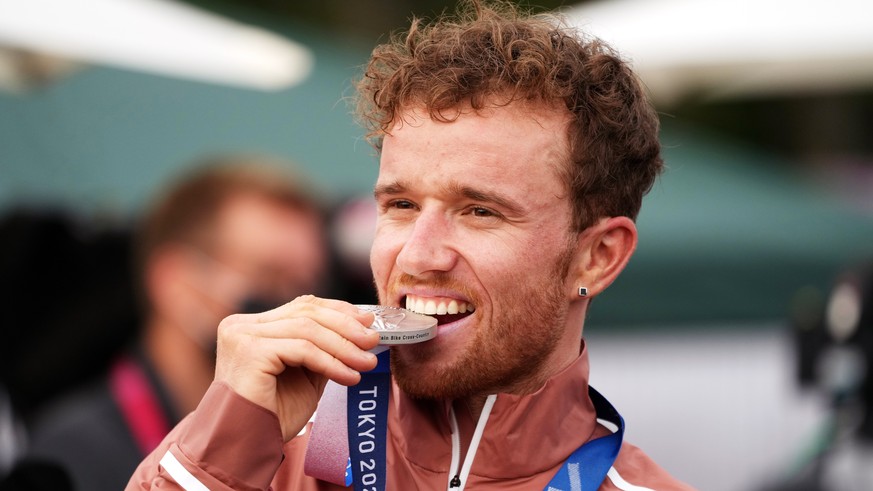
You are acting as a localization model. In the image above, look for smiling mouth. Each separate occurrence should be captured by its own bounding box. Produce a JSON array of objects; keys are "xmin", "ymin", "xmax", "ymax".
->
[{"xmin": 404, "ymin": 294, "xmax": 475, "ymax": 326}]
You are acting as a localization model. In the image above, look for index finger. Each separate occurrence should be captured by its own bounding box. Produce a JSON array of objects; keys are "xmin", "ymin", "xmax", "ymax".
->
[{"xmin": 256, "ymin": 295, "xmax": 378, "ymax": 343}]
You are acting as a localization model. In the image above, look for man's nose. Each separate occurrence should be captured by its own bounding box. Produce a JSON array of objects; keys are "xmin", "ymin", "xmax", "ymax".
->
[{"xmin": 395, "ymin": 210, "xmax": 458, "ymax": 276}]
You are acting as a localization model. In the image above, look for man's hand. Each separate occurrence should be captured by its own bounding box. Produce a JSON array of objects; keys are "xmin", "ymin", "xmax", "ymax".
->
[{"xmin": 214, "ymin": 295, "xmax": 380, "ymax": 441}]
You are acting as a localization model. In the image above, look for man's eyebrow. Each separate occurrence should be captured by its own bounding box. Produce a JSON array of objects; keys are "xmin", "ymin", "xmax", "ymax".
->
[
  {"xmin": 373, "ymin": 180, "xmax": 525, "ymax": 215},
  {"xmin": 447, "ymin": 183, "xmax": 525, "ymax": 215},
  {"xmin": 373, "ymin": 181, "xmax": 406, "ymax": 199}
]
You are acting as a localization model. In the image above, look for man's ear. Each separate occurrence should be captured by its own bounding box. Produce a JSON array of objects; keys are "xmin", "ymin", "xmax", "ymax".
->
[{"xmin": 569, "ymin": 216, "xmax": 637, "ymax": 299}]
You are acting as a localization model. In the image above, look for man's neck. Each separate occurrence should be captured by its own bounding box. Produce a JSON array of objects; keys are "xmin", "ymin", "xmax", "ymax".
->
[
  {"xmin": 459, "ymin": 395, "xmax": 489, "ymax": 421},
  {"xmin": 144, "ymin": 317, "xmax": 214, "ymax": 415}
]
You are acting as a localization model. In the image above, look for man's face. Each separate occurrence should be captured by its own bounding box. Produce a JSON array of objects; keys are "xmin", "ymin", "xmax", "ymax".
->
[{"xmin": 370, "ymin": 102, "xmax": 581, "ymax": 399}]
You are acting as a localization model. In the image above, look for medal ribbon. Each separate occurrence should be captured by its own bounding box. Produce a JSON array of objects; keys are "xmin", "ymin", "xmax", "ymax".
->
[
  {"xmin": 544, "ymin": 386, "xmax": 624, "ymax": 491},
  {"xmin": 346, "ymin": 346, "xmax": 391, "ymax": 491}
]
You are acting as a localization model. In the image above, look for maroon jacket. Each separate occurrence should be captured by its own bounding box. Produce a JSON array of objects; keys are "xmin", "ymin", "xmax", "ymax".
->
[{"xmin": 127, "ymin": 344, "xmax": 695, "ymax": 490}]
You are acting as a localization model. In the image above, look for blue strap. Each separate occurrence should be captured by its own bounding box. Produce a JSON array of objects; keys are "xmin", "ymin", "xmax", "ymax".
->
[
  {"xmin": 545, "ymin": 386, "xmax": 624, "ymax": 491},
  {"xmin": 347, "ymin": 348, "xmax": 391, "ymax": 491}
]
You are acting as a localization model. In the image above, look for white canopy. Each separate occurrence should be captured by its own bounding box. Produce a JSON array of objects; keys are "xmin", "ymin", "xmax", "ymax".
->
[
  {"xmin": 563, "ymin": 0, "xmax": 873, "ymax": 105},
  {"xmin": 0, "ymin": 0, "xmax": 312, "ymax": 91}
]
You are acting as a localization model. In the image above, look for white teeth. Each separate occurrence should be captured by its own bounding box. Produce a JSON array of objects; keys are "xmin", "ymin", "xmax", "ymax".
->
[
  {"xmin": 405, "ymin": 295, "xmax": 474, "ymax": 316},
  {"xmin": 447, "ymin": 300, "xmax": 459, "ymax": 314},
  {"xmin": 424, "ymin": 300, "xmax": 437, "ymax": 315}
]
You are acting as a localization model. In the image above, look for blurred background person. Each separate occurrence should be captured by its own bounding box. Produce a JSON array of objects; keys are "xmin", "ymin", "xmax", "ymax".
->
[{"xmin": 6, "ymin": 155, "xmax": 330, "ymax": 490}]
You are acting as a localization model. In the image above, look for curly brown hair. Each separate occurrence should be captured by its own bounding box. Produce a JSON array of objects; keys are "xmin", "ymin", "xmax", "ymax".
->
[{"xmin": 355, "ymin": 0, "xmax": 663, "ymax": 231}]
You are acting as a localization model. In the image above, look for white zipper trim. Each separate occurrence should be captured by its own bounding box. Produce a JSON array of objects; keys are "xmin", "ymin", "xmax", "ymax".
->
[
  {"xmin": 446, "ymin": 394, "xmax": 498, "ymax": 491},
  {"xmin": 448, "ymin": 411, "xmax": 461, "ymax": 488}
]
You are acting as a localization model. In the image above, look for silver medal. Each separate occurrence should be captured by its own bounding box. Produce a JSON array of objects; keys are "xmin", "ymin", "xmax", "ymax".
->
[{"xmin": 356, "ymin": 305, "xmax": 438, "ymax": 345}]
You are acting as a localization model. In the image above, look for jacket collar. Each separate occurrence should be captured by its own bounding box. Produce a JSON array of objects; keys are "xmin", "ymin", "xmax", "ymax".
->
[{"xmin": 388, "ymin": 341, "xmax": 597, "ymax": 480}]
